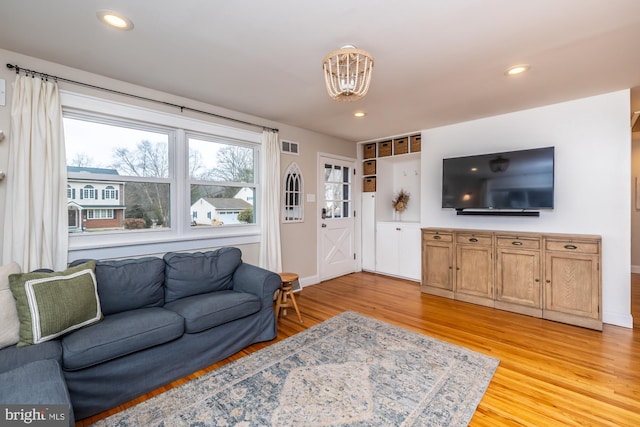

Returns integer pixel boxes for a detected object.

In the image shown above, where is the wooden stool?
[275,272,303,323]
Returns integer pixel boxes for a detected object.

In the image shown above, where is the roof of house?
[201,197,252,210]
[67,166,120,175]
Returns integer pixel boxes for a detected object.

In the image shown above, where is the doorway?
[318,155,356,281]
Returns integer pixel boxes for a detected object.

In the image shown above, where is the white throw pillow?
[0,262,22,349]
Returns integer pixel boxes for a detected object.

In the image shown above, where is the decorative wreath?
[392,189,410,213]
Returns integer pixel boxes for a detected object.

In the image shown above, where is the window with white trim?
[283,162,303,222]
[62,93,261,250]
[87,209,115,219]
[188,135,256,227]
[103,185,118,200]
[82,185,98,200]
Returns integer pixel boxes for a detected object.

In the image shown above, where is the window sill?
[68,228,260,262]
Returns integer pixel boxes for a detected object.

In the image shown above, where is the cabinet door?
[496,248,541,309]
[422,241,453,292]
[455,244,493,303]
[398,224,421,280]
[544,252,600,320]
[376,222,421,280]
[375,223,398,275]
[361,193,376,271]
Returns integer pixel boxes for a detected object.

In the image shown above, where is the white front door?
[319,156,356,281]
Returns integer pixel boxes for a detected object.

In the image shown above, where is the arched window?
[283,162,303,222]
[82,185,97,200]
[103,185,118,200]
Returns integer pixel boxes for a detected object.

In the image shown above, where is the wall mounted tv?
[442,147,554,215]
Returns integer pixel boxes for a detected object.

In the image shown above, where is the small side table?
[275,272,303,323]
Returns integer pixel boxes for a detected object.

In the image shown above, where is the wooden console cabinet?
[421,228,602,330]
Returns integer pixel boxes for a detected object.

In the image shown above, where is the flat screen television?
[442,147,554,211]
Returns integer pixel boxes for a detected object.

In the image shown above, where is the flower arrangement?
[392,189,410,213]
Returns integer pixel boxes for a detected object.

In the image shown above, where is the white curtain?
[2,75,68,271]
[259,129,282,272]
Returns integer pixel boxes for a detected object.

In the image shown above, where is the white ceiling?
[1,0,640,142]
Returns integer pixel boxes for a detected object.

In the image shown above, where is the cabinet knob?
[564,244,577,250]
[433,235,441,240]
[535,279,540,282]
[469,237,478,243]
[396,228,401,231]
[546,280,551,283]
[512,241,523,246]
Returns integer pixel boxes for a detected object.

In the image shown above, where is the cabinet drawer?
[423,232,453,242]
[545,240,599,254]
[456,233,492,245]
[496,236,540,250]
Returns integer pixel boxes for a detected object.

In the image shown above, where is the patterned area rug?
[92,311,499,426]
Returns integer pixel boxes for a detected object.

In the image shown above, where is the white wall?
[421,91,632,328]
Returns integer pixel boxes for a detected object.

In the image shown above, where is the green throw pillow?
[9,261,102,347]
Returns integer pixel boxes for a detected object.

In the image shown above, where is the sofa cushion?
[164,290,261,333]
[70,257,165,315]
[0,359,74,426]
[61,307,184,371]
[0,262,21,349]
[9,261,102,347]
[0,340,62,374]
[96,257,165,315]
[163,247,242,303]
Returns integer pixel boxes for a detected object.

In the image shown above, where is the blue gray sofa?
[0,247,281,422]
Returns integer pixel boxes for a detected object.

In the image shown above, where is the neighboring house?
[191,197,252,226]
[67,166,126,232]
[234,187,255,205]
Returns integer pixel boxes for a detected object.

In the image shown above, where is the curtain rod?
[6,63,278,133]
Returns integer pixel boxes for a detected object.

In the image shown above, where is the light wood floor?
[78,273,640,426]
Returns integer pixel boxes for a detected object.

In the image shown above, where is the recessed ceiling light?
[97,10,134,30]
[505,64,530,76]
[354,112,366,118]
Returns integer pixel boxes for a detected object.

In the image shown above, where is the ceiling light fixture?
[489,156,510,173]
[505,64,530,76]
[97,10,134,30]
[354,112,366,118]
[323,45,374,101]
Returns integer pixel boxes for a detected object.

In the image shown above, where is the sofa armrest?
[0,340,62,375]
[232,263,281,303]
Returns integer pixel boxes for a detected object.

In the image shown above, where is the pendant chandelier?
[322,45,374,101]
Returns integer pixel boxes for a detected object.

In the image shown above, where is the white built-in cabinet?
[359,133,421,281]
[361,193,376,271]
[375,221,421,280]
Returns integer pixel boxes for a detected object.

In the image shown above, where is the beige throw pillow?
[0,262,22,349]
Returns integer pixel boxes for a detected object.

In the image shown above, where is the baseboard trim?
[299,274,320,288]
[603,311,633,328]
